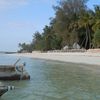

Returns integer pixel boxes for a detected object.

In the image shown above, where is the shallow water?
[0,54,100,100]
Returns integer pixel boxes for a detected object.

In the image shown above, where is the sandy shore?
[13,51,100,66]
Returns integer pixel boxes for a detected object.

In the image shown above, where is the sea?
[0,54,100,100]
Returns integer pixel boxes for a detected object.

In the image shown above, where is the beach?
[13,50,100,66]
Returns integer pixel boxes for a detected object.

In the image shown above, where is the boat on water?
[0,82,15,97]
[0,59,30,80]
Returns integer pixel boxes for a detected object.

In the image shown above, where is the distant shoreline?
[0,52,17,54]
[10,50,100,66]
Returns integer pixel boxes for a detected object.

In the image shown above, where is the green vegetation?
[18,0,100,52]
[93,29,100,47]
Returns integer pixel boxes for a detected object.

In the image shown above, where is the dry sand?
[13,51,100,66]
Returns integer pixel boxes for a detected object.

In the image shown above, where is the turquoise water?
[0,54,100,100]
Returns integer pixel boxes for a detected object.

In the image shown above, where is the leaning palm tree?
[78,11,93,49]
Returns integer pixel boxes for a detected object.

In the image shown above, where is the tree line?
[18,0,100,53]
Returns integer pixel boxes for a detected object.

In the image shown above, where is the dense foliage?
[18,0,100,52]
[93,29,100,47]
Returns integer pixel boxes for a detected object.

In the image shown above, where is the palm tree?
[78,11,93,49]
[92,6,100,32]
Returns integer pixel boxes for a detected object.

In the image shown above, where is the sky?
[0,0,100,52]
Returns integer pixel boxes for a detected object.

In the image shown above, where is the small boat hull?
[0,74,30,80]
[0,75,20,80]
[0,84,15,97]
[0,88,8,96]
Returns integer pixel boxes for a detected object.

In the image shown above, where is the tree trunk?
[87,25,91,49]
[85,27,88,49]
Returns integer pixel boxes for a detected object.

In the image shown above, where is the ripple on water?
[0,55,100,100]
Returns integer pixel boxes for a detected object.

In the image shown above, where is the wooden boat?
[0,59,30,80]
[0,82,15,96]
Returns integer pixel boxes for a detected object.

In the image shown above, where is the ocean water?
[0,54,100,100]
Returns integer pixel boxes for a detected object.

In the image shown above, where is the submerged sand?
[13,51,100,66]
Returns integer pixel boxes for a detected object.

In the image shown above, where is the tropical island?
[18,0,100,53]
[0,0,100,99]
[16,0,100,66]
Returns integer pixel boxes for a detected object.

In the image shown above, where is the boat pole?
[14,58,21,66]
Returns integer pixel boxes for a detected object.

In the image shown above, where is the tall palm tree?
[78,11,93,49]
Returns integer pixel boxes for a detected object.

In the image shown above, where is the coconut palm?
[78,11,93,49]
[92,5,100,32]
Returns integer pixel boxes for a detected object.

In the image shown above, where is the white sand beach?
[13,49,100,66]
